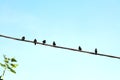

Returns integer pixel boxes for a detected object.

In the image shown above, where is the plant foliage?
[0,55,18,80]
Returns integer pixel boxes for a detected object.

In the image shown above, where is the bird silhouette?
[42,40,46,45]
[34,39,37,45]
[21,36,25,41]
[78,46,82,51]
[95,48,97,54]
[53,41,56,46]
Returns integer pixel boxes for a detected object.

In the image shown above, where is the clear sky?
[0,0,120,80]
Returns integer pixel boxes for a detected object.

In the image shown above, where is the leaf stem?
[2,65,7,77]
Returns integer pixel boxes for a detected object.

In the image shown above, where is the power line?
[0,34,120,60]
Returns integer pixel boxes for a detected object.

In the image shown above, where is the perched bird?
[53,41,56,46]
[34,39,37,45]
[21,36,25,41]
[78,46,82,51]
[42,40,46,45]
[95,48,97,54]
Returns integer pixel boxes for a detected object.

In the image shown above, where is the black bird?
[53,41,56,46]
[21,36,25,41]
[34,39,37,45]
[42,40,46,45]
[78,46,82,51]
[95,48,97,54]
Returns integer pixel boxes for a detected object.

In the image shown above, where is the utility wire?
[0,34,120,59]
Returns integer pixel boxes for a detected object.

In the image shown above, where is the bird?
[78,46,82,51]
[21,36,25,41]
[95,48,97,54]
[53,41,56,46]
[34,39,37,45]
[42,40,46,45]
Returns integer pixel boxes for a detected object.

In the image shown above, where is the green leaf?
[10,64,18,68]
[3,55,10,63]
[8,58,10,60]
[9,68,16,74]
[0,63,5,68]
[4,58,9,63]
[11,58,17,62]
[7,65,16,74]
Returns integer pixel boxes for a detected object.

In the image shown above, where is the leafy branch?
[0,55,18,80]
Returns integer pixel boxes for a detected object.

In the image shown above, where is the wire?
[0,34,120,60]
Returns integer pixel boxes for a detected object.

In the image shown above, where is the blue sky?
[0,0,120,80]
